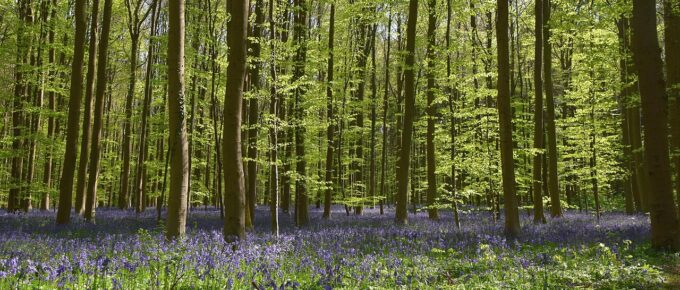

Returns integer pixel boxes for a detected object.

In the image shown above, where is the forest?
[0,0,680,287]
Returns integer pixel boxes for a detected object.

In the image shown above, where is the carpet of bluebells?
[1,206,678,289]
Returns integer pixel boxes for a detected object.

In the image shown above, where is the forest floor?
[0,205,678,289]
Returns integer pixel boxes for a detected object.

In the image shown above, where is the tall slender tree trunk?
[293,0,309,226]
[543,0,560,217]
[166,0,190,240]
[134,0,160,214]
[369,23,378,212]
[631,0,680,250]
[207,0,223,219]
[83,0,112,222]
[268,0,280,235]
[532,0,546,224]
[9,0,30,213]
[396,0,417,225]
[446,0,460,228]
[322,3,335,219]
[497,0,521,238]
[23,3,42,212]
[41,0,58,211]
[223,0,248,241]
[617,17,637,214]
[379,11,392,216]
[120,36,139,209]
[75,0,100,215]
[664,0,680,213]
[246,0,265,229]
[56,0,87,224]
[425,0,438,220]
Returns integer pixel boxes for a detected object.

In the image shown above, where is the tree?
[166,0,190,240]
[497,0,521,238]
[133,0,160,214]
[75,0,100,215]
[268,0,280,235]
[396,0,418,225]
[223,0,248,242]
[292,0,309,226]
[543,0,561,218]
[617,17,637,214]
[631,0,680,250]
[532,0,546,224]
[84,0,113,222]
[120,0,153,210]
[40,0,59,211]
[665,0,680,213]
[322,2,336,220]
[9,0,31,213]
[56,0,88,224]
[247,0,265,229]
[425,0,438,220]
[379,10,392,216]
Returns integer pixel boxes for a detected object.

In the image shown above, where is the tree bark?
[41,0,58,211]
[664,0,680,214]
[446,0,460,228]
[75,0,100,215]
[56,0,88,224]
[83,0,113,222]
[631,0,680,250]
[617,17,637,214]
[543,0,561,217]
[246,0,265,229]
[532,0,545,224]
[268,0,279,235]
[497,0,521,238]
[166,0,190,240]
[293,0,309,226]
[425,0,438,220]
[322,3,336,219]
[223,0,248,241]
[369,23,378,212]
[9,0,30,213]
[133,0,160,214]
[396,0,417,225]
[379,11,392,216]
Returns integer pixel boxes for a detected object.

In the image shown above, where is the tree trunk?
[56,0,87,224]
[396,0,417,225]
[9,0,30,213]
[223,0,248,241]
[293,0,309,226]
[617,17,636,214]
[631,0,680,250]
[41,0,58,211]
[133,0,160,214]
[379,11,392,216]
[120,35,139,210]
[166,0,190,240]
[247,0,265,229]
[369,23,378,212]
[75,0,100,215]
[497,0,521,238]
[664,0,680,214]
[268,0,279,235]
[322,3,335,219]
[532,0,545,224]
[543,0,561,217]
[425,0,438,220]
[83,0,112,222]
[445,0,460,228]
